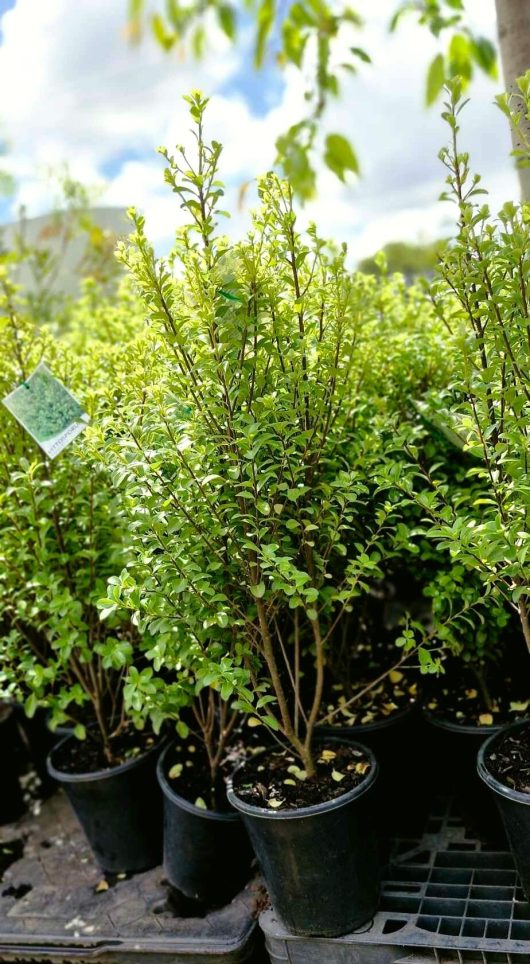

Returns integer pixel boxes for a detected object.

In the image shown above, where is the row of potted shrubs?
[2,81,530,938]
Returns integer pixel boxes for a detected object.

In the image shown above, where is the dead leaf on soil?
[479,713,494,726]
[287,765,307,781]
[319,749,337,763]
[354,762,370,775]
[510,700,530,712]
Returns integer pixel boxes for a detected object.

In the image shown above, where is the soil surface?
[163,726,269,812]
[321,671,417,728]
[424,669,529,728]
[52,727,157,774]
[232,742,372,810]
[487,723,530,794]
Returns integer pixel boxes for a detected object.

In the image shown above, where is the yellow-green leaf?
[426,53,445,106]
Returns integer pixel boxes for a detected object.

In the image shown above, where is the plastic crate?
[261,797,530,963]
[0,790,262,963]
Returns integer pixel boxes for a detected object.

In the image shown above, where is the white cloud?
[0,0,521,263]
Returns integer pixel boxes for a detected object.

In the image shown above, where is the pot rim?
[477,716,530,806]
[157,742,240,822]
[423,703,503,737]
[227,735,378,820]
[47,731,162,784]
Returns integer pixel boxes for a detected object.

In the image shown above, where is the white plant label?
[2,361,89,459]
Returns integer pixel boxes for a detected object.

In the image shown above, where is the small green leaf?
[324,134,359,182]
[25,693,38,718]
[254,0,275,67]
[426,54,445,106]
[151,13,176,51]
[217,4,236,40]
[250,582,266,598]
[349,46,371,64]
[470,36,497,79]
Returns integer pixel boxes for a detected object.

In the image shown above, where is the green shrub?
[380,80,530,682]
[0,265,148,762]
[93,93,447,784]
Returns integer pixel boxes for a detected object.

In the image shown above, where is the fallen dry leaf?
[354,762,370,775]
[479,713,494,726]
[319,749,337,763]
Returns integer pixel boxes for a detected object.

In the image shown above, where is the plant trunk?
[495,0,530,200]
[518,598,530,656]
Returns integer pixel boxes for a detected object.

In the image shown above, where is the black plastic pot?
[157,743,253,905]
[0,705,24,824]
[227,738,380,938]
[424,706,504,841]
[478,718,530,898]
[318,699,423,835]
[318,699,416,757]
[47,734,163,874]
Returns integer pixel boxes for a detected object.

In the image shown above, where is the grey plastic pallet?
[0,790,262,963]
[261,797,530,963]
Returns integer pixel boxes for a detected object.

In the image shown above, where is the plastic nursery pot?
[47,733,163,874]
[0,704,25,824]
[318,699,429,841]
[157,744,254,906]
[478,718,530,899]
[423,705,504,841]
[227,737,380,938]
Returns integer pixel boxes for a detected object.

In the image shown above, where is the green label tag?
[2,361,89,459]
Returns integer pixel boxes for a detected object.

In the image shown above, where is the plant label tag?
[2,361,89,459]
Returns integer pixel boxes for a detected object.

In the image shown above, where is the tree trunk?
[495,0,530,200]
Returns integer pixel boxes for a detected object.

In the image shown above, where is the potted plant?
[386,78,530,888]
[94,91,446,935]
[0,268,162,874]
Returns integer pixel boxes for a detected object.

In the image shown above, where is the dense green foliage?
[379,81,530,682]
[89,93,459,784]
[3,77,529,795]
[0,267,147,761]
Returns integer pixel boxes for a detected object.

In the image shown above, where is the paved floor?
[0,791,265,962]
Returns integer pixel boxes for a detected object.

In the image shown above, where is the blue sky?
[0,0,15,28]
[0,0,519,262]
